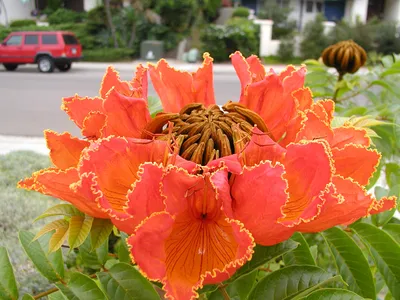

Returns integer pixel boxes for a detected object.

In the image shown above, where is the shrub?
[300,14,329,59]
[47,8,86,25]
[201,18,259,61]
[231,6,250,18]
[0,26,12,41]
[83,48,134,62]
[154,0,197,33]
[201,0,222,22]
[374,21,400,55]
[86,5,107,34]
[257,1,297,39]
[9,19,36,28]
[278,38,295,62]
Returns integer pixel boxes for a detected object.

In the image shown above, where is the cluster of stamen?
[142,102,269,165]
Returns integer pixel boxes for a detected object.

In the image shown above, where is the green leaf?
[22,295,35,300]
[19,231,64,282]
[208,270,257,300]
[148,95,163,117]
[78,236,109,269]
[0,247,18,300]
[383,223,400,244]
[97,262,159,300]
[68,215,93,249]
[283,232,316,266]
[48,291,67,300]
[322,227,375,298]
[33,219,69,241]
[248,265,343,300]
[49,223,69,253]
[229,239,298,282]
[35,204,84,221]
[57,273,107,300]
[372,80,400,96]
[299,288,364,300]
[117,232,131,263]
[385,163,400,189]
[351,222,400,299]
[371,185,397,227]
[90,218,113,250]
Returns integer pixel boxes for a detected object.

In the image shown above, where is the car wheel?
[37,56,54,73]
[3,64,18,71]
[56,63,71,72]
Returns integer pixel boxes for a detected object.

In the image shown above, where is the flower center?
[142,102,269,165]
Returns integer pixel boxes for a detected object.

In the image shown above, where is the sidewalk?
[0,135,48,155]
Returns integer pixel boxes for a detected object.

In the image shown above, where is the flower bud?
[322,40,367,75]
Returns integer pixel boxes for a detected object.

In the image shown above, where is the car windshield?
[62,34,78,45]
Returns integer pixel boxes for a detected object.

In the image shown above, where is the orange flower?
[19,51,397,300]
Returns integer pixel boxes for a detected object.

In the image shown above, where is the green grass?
[262,55,304,65]
[0,151,57,295]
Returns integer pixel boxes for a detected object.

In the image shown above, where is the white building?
[0,0,101,25]
[242,0,400,30]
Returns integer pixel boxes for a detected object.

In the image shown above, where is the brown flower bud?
[322,40,367,75]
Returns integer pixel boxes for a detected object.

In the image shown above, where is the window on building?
[25,35,39,45]
[316,2,323,13]
[41,34,58,45]
[306,0,313,12]
[5,35,22,46]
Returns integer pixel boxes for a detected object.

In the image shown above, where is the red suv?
[0,31,82,73]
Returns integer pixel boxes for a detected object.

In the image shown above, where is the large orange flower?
[19,52,396,300]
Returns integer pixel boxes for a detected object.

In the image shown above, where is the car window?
[25,35,39,45]
[62,34,78,45]
[41,34,58,45]
[6,35,22,46]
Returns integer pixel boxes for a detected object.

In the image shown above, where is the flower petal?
[45,130,89,169]
[124,163,166,231]
[230,51,252,92]
[241,127,286,167]
[102,88,151,138]
[230,161,294,246]
[281,66,306,92]
[292,87,313,111]
[79,137,168,214]
[18,168,106,218]
[280,141,334,223]
[246,55,266,82]
[295,110,334,143]
[81,111,107,139]
[330,126,370,148]
[149,53,215,113]
[331,144,380,185]
[296,177,396,232]
[61,95,104,128]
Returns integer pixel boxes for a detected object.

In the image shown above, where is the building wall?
[344,0,368,23]
[84,0,100,11]
[384,0,400,22]
[0,0,35,26]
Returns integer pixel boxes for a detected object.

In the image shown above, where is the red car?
[0,31,82,73]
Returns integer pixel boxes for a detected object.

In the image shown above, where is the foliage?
[374,21,400,55]
[231,6,250,18]
[300,14,330,59]
[257,0,297,39]
[9,19,36,28]
[83,48,134,62]
[153,0,197,33]
[278,37,295,62]
[201,0,222,23]
[201,18,259,61]
[47,8,87,25]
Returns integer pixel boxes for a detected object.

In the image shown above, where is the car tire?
[37,56,54,73]
[3,64,18,71]
[56,62,71,72]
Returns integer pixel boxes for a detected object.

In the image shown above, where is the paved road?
[0,64,246,137]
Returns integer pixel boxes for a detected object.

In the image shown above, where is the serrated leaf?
[33,219,69,241]
[79,236,109,269]
[56,273,107,300]
[351,222,400,299]
[322,227,375,298]
[208,270,257,300]
[90,218,113,250]
[49,223,69,253]
[248,265,343,300]
[229,239,298,282]
[0,247,18,300]
[148,95,163,117]
[35,204,84,221]
[383,223,400,243]
[18,231,64,282]
[299,288,364,299]
[283,232,316,266]
[68,215,93,249]
[97,262,159,300]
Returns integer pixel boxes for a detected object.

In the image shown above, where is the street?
[0,64,245,137]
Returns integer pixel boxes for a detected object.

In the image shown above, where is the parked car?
[0,31,82,73]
